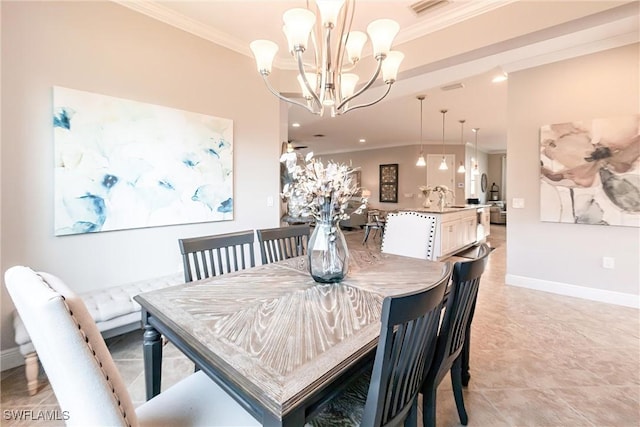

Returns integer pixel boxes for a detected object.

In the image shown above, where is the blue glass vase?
[308,203,349,283]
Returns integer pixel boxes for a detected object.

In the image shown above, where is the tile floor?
[1,225,639,426]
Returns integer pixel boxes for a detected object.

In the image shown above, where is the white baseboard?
[505,274,640,309]
[1,347,24,371]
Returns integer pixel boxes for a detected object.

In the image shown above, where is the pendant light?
[457,119,466,173]
[438,109,448,170]
[472,127,480,176]
[416,95,426,167]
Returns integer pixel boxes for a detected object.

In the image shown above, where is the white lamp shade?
[283,8,316,50]
[381,51,404,82]
[416,155,426,167]
[438,157,448,170]
[367,19,399,56]
[249,40,279,73]
[457,163,466,173]
[344,31,367,63]
[297,73,318,99]
[340,73,359,98]
[316,0,345,26]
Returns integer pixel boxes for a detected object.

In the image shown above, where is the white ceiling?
[117,1,639,154]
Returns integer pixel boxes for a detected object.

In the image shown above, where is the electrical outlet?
[602,257,615,269]
[267,196,274,207]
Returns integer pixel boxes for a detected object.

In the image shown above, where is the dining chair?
[307,262,453,427]
[256,224,310,264]
[381,212,438,259]
[362,213,385,244]
[421,243,491,427]
[179,230,255,282]
[4,266,260,427]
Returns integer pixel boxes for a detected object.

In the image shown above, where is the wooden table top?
[135,249,446,420]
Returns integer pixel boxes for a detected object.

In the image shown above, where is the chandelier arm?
[323,26,334,104]
[334,0,353,95]
[336,56,383,111]
[339,83,391,114]
[295,49,323,110]
[260,74,318,114]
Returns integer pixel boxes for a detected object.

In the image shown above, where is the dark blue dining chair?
[256,224,310,264]
[179,230,256,282]
[307,262,453,427]
[421,243,491,427]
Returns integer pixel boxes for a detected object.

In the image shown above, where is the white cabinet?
[434,209,478,259]
[399,206,490,260]
[477,207,490,241]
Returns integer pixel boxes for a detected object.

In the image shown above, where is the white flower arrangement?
[419,184,453,199]
[419,184,454,209]
[280,151,367,223]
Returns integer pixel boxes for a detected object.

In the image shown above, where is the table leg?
[142,314,163,400]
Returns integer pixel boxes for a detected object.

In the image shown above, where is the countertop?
[400,204,491,214]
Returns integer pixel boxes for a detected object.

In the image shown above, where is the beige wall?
[506,43,640,301]
[0,2,282,354]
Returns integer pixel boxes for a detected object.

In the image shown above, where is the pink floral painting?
[540,115,640,227]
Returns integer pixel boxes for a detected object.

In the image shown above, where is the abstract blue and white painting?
[53,86,233,236]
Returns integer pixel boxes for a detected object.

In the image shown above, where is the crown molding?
[114,0,516,70]
[112,0,254,57]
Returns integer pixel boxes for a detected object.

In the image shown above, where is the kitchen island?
[399,205,490,260]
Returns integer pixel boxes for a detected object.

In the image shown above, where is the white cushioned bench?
[13,271,184,395]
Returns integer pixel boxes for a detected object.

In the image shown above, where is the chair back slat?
[179,230,256,282]
[256,225,310,264]
[361,262,453,427]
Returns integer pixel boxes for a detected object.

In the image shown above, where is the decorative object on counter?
[416,95,427,167]
[249,0,404,117]
[419,186,433,208]
[419,185,454,211]
[379,163,399,203]
[281,151,366,283]
[540,115,640,227]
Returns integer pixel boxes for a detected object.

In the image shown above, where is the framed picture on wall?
[379,163,398,203]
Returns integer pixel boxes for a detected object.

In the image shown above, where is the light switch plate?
[512,198,525,209]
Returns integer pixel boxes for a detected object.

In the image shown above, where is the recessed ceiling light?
[291,122,301,128]
[359,138,366,143]
[492,71,508,83]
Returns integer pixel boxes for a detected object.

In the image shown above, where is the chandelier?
[249,0,404,117]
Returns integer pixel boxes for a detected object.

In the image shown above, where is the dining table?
[134,248,447,427]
